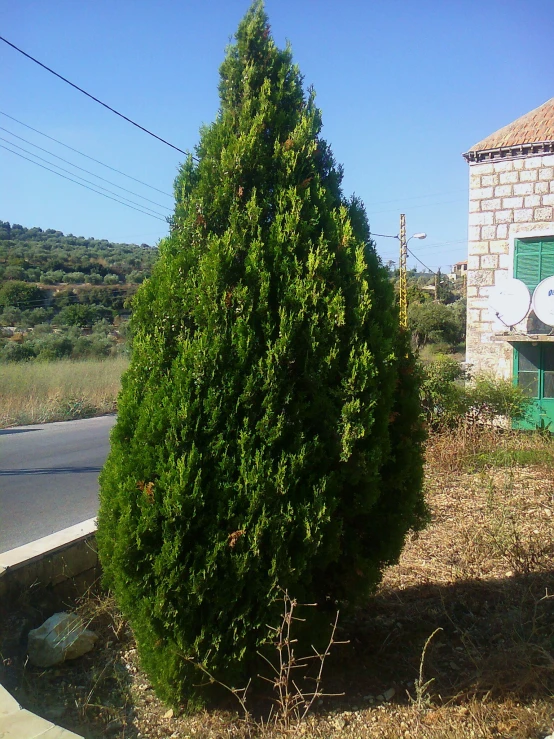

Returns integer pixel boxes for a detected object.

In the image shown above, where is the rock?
[164,708,174,719]
[383,687,395,701]
[27,612,98,667]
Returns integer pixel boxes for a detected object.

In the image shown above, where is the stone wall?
[466,153,554,377]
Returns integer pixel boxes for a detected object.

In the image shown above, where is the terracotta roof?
[463,98,554,162]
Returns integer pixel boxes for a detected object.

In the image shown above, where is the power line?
[2,287,139,309]
[0,111,173,197]
[0,144,168,222]
[0,137,170,218]
[0,126,171,210]
[0,35,190,157]
[406,248,438,275]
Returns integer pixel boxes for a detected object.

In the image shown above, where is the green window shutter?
[514,239,541,291]
[539,240,554,282]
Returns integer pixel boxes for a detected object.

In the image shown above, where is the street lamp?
[370,219,427,328]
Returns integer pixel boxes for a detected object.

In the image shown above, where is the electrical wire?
[0,111,173,197]
[2,287,138,309]
[406,248,438,274]
[0,35,190,157]
[0,144,168,222]
[0,126,171,210]
[0,137,170,218]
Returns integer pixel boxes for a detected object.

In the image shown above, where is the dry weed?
[0,357,127,427]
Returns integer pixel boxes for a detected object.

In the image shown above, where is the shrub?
[421,356,531,429]
[103,273,120,285]
[0,281,45,311]
[97,1,426,708]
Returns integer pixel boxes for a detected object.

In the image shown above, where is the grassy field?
[1,425,553,738]
[0,357,128,428]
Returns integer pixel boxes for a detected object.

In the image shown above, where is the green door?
[513,343,554,430]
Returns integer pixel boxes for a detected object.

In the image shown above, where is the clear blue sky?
[1,0,552,271]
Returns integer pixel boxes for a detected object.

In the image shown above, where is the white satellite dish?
[532,276,554,327]
[488,278,531,327]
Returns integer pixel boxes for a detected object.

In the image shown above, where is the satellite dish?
[488,278,531,327]
[532,276,554,327]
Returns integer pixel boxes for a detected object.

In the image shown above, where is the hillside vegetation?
[0,221,159,361]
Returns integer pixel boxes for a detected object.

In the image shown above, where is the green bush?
[97,2,426,708]
[0,281,45,311]
[421,356,531,429]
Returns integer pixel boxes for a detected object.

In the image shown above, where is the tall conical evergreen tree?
[97,1,425,706]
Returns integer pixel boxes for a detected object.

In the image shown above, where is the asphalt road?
[0,415,116,553]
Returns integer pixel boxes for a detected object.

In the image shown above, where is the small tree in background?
[97,1,425,707]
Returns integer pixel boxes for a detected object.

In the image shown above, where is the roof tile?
[468,98,554,152]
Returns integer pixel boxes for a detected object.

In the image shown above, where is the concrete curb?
[0,684,83,738]
[0,519,98,600]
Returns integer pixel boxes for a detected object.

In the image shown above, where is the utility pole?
[398,214,408,328]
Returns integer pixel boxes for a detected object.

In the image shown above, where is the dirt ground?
[1,428,553,738]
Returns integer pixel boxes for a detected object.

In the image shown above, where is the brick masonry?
[466,154,554,377]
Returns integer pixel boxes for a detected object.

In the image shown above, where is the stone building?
[463,97,554,427]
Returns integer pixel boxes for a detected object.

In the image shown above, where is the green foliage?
[0,281,45,311]
[467,374,531,424]
[421,356,531,429]
[408,300,465,350]
[97,2,425,708]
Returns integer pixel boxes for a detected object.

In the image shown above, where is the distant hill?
[0,221,158,286]
[0,222,159,362]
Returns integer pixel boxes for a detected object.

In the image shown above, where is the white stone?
[524,156,543,169]
[469,199,480,212]
[514,208,533,223]
[27,612,98,668]
[481,225,496,239]
[469,240,489,255]
[499,171,519,184]
[542,154,554,167]
[513,182,534,196]
[467,255,480,269]
[542,193,554,206]
[520,169,538,182]
[535,181,549,194]
[493,160,514,173]
[383,688,396,701]
[495,184,512,197]
[502,196,523,209]
[471,162,494,175]
[468,225,481,241]
[481,254,498,269]
[539,167,554,181]
[534,207,553,221]
[496,224,508,239]
[524,195,541,207]
[481,198,501,211]
[495,210,513,223]
[481,174,499,186]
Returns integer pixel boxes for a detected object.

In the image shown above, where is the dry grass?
[1,426,553,738]
[0,357,128,428]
